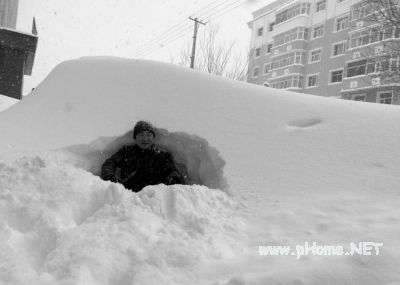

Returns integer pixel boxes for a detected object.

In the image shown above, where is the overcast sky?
[15,0,271,94]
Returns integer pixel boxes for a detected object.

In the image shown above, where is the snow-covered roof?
[0,26,38,37]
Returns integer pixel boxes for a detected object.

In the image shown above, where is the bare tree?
[351,0,400,82]
[173,24,248,81]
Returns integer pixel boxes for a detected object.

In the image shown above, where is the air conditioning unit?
[272,72,277,78]
[356,21,364,28]
[371,78,381,85]
[284,69,289,75]
[274,49,279,55]
[287,45,292,51]
[353,51,361,59]
[375,45,383,54]
[350,81,358,88]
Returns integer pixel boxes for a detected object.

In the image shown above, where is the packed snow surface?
[0,57,399,284]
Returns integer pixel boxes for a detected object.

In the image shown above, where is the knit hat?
[133,121,155,138]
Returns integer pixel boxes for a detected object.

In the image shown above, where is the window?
[273,27,308,47]
[368,55,393,74]
[271,51,305,70]
[257,27,264,36]
[390,57,399,71]
[347,55,399,77]
[255,48,261,57]
[370,26,383,43]
[310,49,322,63]
[267,44,273,53]
[378,91,393,104]
[313,24,324,38]
[316,0,326,12]
[335,16,349,32]
[353,94,366,101]
[270,75,303,89]
[307,74,319,87]
[383,26,394,40]
[350,29,369,48]
[253,67,259,77]
[330,69,343,83]
[347,60,366,77]
[350,26,396,48]
[351,2,372,21]
[269,22,275,31]
[264,63,271,74]
[298,27,308,41]
[367,61,376,73]
[332,42,346,56]
[377,56,390,72]
[275,3,311,25]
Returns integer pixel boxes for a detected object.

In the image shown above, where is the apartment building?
[247,0,400,105]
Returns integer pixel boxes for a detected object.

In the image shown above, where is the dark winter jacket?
[101,144,184,192]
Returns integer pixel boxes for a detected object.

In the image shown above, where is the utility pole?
[189,17,206,69]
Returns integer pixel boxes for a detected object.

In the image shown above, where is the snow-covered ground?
[0,57,399,285]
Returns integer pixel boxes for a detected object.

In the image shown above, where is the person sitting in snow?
[101,121,185,192]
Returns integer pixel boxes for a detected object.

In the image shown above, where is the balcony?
[272,27,308,48]
[268,74,304,90]
[268,65,305,81]
[273,2,311,35]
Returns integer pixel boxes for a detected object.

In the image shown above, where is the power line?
[134,22,194,56]
[134,0,246,57]
[133,22,190,56]
[135,24,194,58]
[132,0,237,56]
[201,0,248,21]
[135,0,250,58]
[136,26,192,58]
[189,0,224,18]
[133,0,231,56]
[192,0,239,18]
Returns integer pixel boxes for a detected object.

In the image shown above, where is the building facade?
[247,0,400,105]
[0,0,18,28]
[0,0,38,99]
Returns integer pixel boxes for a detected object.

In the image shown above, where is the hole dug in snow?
[287,117,323,129]
[61,127,229,191]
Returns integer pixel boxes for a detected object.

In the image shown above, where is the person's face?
[135,131,155,149]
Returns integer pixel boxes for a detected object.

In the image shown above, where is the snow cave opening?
[62,127,228,191]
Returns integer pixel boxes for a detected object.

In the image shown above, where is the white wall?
[16,0,34,33]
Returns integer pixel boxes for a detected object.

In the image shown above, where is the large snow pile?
[0,155,246,285]
[0,57,399,284]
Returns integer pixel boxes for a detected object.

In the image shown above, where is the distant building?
[0,0,38,99]
[0,0,18,28]
[247,0,400,105]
